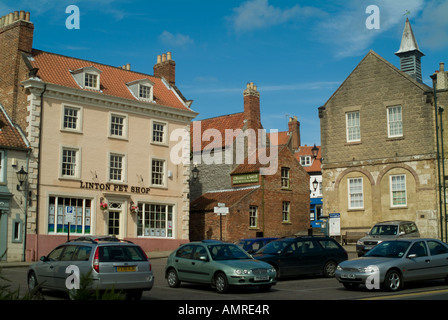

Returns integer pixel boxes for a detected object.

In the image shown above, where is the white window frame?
[348,178,364,209]
[108,152,127,183]
[60,146,81,179]
[70,66,102,91]
[61,105,83,133]
[108,112,128,140]
[390,174,407,207]
[282,201,290,223]
[281,167,290,189]
[387,105,403,138]
[300,156,311,166]
[137,203,174,238]
[346,111,361,142]
[249,206,258,228]
[0,150,5,183]
[150,158,166,188]
[151,120,168,146]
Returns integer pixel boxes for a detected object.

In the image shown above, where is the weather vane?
[403,10,411,16]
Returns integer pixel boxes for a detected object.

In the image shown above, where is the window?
[63,106,81,131]
[0,151,5,183]
[387,106,403,138]
[139,85,152,99]
[109,113,127,139]
[346,111,360,142]
[282,201,290,222]
[84,73,98,89]
[47,196,92,234]
[12,219,22,242]
[152,121,167,144]
[61,147,80,178]
[249,206,258,228]
[109,154,125,182]
[137,203,174,238]
[300,156,311,166]
[348,178,363,209]
[281,167,290,189]
[391,174,406,207]
[151,159,165,186]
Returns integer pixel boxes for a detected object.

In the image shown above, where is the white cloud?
[159,30,194,47]
[228,0,324,32]
[316,0,425,58]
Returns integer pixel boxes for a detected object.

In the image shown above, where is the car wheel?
[323,261,337,278]
[27,271,41,294]
[167,268,181,288]
[214,272,229,294]
[383,270,402,292]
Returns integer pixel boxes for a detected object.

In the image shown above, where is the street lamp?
[312,178,319,192]
[16,166,28,191]
[311,144,319,159]
[192,166,199,181]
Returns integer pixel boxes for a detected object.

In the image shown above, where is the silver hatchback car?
[27,236,154,299]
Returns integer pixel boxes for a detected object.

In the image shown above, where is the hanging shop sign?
[79,181,150,194]
[232,173,259,185]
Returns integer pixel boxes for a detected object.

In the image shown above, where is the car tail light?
[93,247,100,273]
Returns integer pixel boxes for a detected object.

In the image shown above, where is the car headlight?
[358,266,378,273]
[357,240,363,245]
[235,269,251,275]
[336,265,343,271]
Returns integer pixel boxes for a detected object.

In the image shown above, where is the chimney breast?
[153,52,176,86]
[243,82,261,130]
[288,116,300,151]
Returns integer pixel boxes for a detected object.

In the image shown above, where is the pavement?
[0,245,357,268]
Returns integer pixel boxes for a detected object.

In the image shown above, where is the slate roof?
[28,49,191,111]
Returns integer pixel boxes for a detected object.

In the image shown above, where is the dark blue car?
[237,238,278,254]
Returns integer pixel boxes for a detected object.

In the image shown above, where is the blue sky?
[2,0,448,146]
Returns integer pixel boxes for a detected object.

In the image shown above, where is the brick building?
[0,11,197,260]
[318,18,442,238]
[190,83,310,241]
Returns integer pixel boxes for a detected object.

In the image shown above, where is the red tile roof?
[268,131,290,146]
[191,112,246,152]
[190,186,259,211]
[0,105,29,149]
[29,49,190,111]
[295,145,321,173]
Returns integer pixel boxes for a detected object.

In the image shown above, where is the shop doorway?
[107,201,124,239]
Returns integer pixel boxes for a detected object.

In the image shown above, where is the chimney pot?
[441,62,445,72]
[157,55,162,64]
[162,53,166,62]
[25,12,30,21]
[167,52,172,60]
[19,11,25,20]
[13,11,19,21]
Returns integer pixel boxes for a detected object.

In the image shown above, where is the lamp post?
[16,166,29,262]
[16,166,28,191]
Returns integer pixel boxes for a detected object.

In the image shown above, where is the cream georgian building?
[0,11,197,260]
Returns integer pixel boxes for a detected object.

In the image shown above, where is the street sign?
[214,206,229,215]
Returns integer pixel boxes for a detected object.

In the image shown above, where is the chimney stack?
[0,10,33,53]
[288,116,300,150]
[243,82,261,130]
[153,51,176,86]
[435,62,448,90]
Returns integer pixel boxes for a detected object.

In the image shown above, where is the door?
[405,241,432,281]
[300,240,324,274]
[188,246,214,283]
[0,211,6,261]
[107,201,124,239]
[426,240,448,279]
[173,244,196,281]
[52,245,78,289]
[278,242,302,277]
[35,245,65,288]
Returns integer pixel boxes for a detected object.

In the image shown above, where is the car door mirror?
[199,255,209,262]
[40,256,49,262]
[407,253,417,259]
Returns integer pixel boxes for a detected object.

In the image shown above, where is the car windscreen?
[98,245,147,262]
[208,244,251,260]
[364,240,411,258]
[369,225,398,236]
[255,240,290,255]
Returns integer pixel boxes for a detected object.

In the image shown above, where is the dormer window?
[126,79,154,102]
[70,66,102,91]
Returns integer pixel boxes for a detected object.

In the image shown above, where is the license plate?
[115,266,136,272]
[341,273,355,279]
[254,276,269,281]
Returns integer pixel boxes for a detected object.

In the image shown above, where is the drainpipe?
[432,75,443,241]
[22,148,31,262]
[33,83,46,260]
[440,106,447,241]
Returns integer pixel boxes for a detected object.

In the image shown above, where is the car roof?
[66,235,135,245]
[374,220,415,225]
[239,237,277,241]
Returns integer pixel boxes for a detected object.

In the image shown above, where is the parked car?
[165,240,277,293]
[356,221,420,256]
[253,236,348,279]
[27,236,154,300]
[336,238,448,291]
[236,237,278,254]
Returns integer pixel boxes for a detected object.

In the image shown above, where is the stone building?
[189,83,310,241]
[0,10,197,260]
[318,18,441,238]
